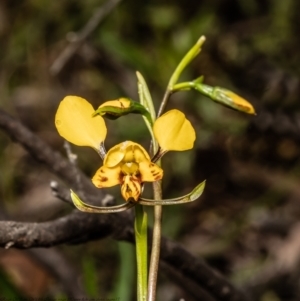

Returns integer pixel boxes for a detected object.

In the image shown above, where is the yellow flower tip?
[99,98,131,109]
[225,91,256,115]
[55,96,107,149]
[197,35,206,45]
[153,109,196,151]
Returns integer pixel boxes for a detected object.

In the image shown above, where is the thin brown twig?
[50,0,123,76]
[50,181,73,205]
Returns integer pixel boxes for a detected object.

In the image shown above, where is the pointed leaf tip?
[190,180,206,201]
[138,180,206,205]
[70,190,135,213]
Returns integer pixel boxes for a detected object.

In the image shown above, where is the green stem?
[168,36,206,89]
[135,204,148,301]
[172,81,196,92]
[147,89,169,301]
[157,89,172,118]
[148,113,163,301]
[148,71,172,301]
[147,37,206,301]
[158,37,205,117]
[147,181,162,301]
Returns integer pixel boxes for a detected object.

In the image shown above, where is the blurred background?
[1,0,300,300]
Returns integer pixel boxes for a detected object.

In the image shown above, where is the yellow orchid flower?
[55,96,196,202]
[92,141,163,201]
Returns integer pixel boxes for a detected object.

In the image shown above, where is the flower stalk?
[147,36,207,300]
[134,204,148,301]
[147,180,162,301]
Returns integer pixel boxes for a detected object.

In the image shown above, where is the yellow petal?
[99,98,131,109]
[55,96,107,149]
[92,165,122,188]
[104,141,150,167]
[123,142,150,163]
[139,161,163,182]
[153,109,196,151]
[104,143,127,167]
[121,175,142,202]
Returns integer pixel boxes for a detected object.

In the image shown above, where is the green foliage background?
[0,0,300,300]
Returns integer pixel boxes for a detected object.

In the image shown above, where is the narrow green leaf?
[136,71,157,145]
[168,36,206,88]
[136,71,156,121]
[139,180,206,205]
[70,190,135,213]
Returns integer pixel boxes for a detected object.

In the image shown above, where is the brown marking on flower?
[119,99,125,108]
[99,176,108,182]
[151,171,160,177]
[130,177,138,191]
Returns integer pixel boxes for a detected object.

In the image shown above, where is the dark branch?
[0,212,250,301]
[0,108,106,205]
[0,211,120,249]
